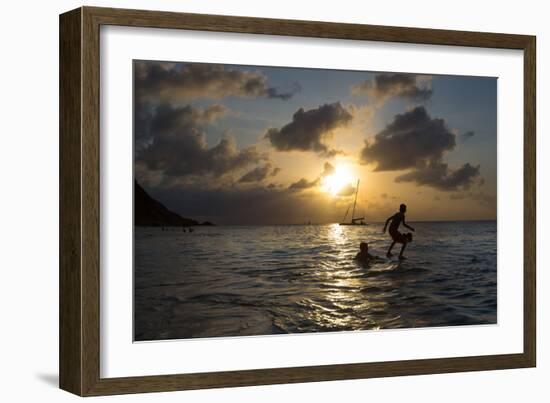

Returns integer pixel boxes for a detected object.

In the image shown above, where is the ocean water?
[134,221,497,341]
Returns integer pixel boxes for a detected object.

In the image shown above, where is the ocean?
[134,221,497,341]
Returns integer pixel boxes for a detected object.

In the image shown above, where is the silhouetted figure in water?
[355,242,378,265]
[383,204,415,259]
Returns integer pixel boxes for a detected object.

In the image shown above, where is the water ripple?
[135,221,497,341]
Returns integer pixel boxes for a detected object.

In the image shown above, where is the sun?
[321,165,354,196]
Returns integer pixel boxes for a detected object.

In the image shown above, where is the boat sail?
[339,179,366,225]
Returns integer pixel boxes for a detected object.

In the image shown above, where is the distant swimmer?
[354,242,379,265]
[383,203,415,260]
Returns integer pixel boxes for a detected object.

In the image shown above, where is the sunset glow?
[134,60,497,224]
[321,165,355,196]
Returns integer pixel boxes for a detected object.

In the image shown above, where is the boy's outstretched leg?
[399,242,408,260]
[386,241,395,258]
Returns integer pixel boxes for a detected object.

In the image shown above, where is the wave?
[134,222,497,341]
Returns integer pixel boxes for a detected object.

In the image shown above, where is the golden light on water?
[304,224,383,330]
[327,222,345,244]
[321,165,354,196]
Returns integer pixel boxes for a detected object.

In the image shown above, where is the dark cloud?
[287,162,355,197]
[321,162,335,177]
[288,162,334,191]
[136,103,266,180]
[460,130,476,142]
[135,101,226,152]
[265,103,353,156]
[135,101,155,153]
[238,163,280,183]
[135,61,299,102]
[361,106,455,171]
[395,161,481,191]
[352,73,432,103]
[361,107,482,191]
[289,177,319,190]
[150,103,226,135]
[266,82,302,101]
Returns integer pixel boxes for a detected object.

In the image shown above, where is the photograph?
[133,59,497,342]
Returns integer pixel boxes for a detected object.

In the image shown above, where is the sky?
[134,60,497,225]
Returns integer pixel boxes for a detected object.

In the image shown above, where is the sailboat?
[339,179,366,226]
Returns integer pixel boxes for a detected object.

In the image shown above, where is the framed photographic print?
[59,6,536,396]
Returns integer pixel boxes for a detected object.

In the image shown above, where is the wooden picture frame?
[59,6,536,396]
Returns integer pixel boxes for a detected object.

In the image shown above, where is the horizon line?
[138,219,497,227]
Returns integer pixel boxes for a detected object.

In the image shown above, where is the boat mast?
[351,179,359,223]
[342,205,350,223]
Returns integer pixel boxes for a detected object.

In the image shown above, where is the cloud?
[135,102,227,151]
[449,191,496,207]
[288,161,335,191]
[135,101,155,153]
[136,103,266,180]
[265,103,353,156]
[266,82,302,101]
[460,130,475,142]
[287,161,356,197]
[150,103,226,134]
[150,183,349,225]
[395,161,481,191]
[361,106,482,191]
[135,61,299,102]
[321,162,335,177]
[361,106,455,171]
[238,163,280,183]
[352,73,432,104]
[289,177,319,190]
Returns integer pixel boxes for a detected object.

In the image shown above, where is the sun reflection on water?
[327,223,346,246]
[297,224,386,331]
